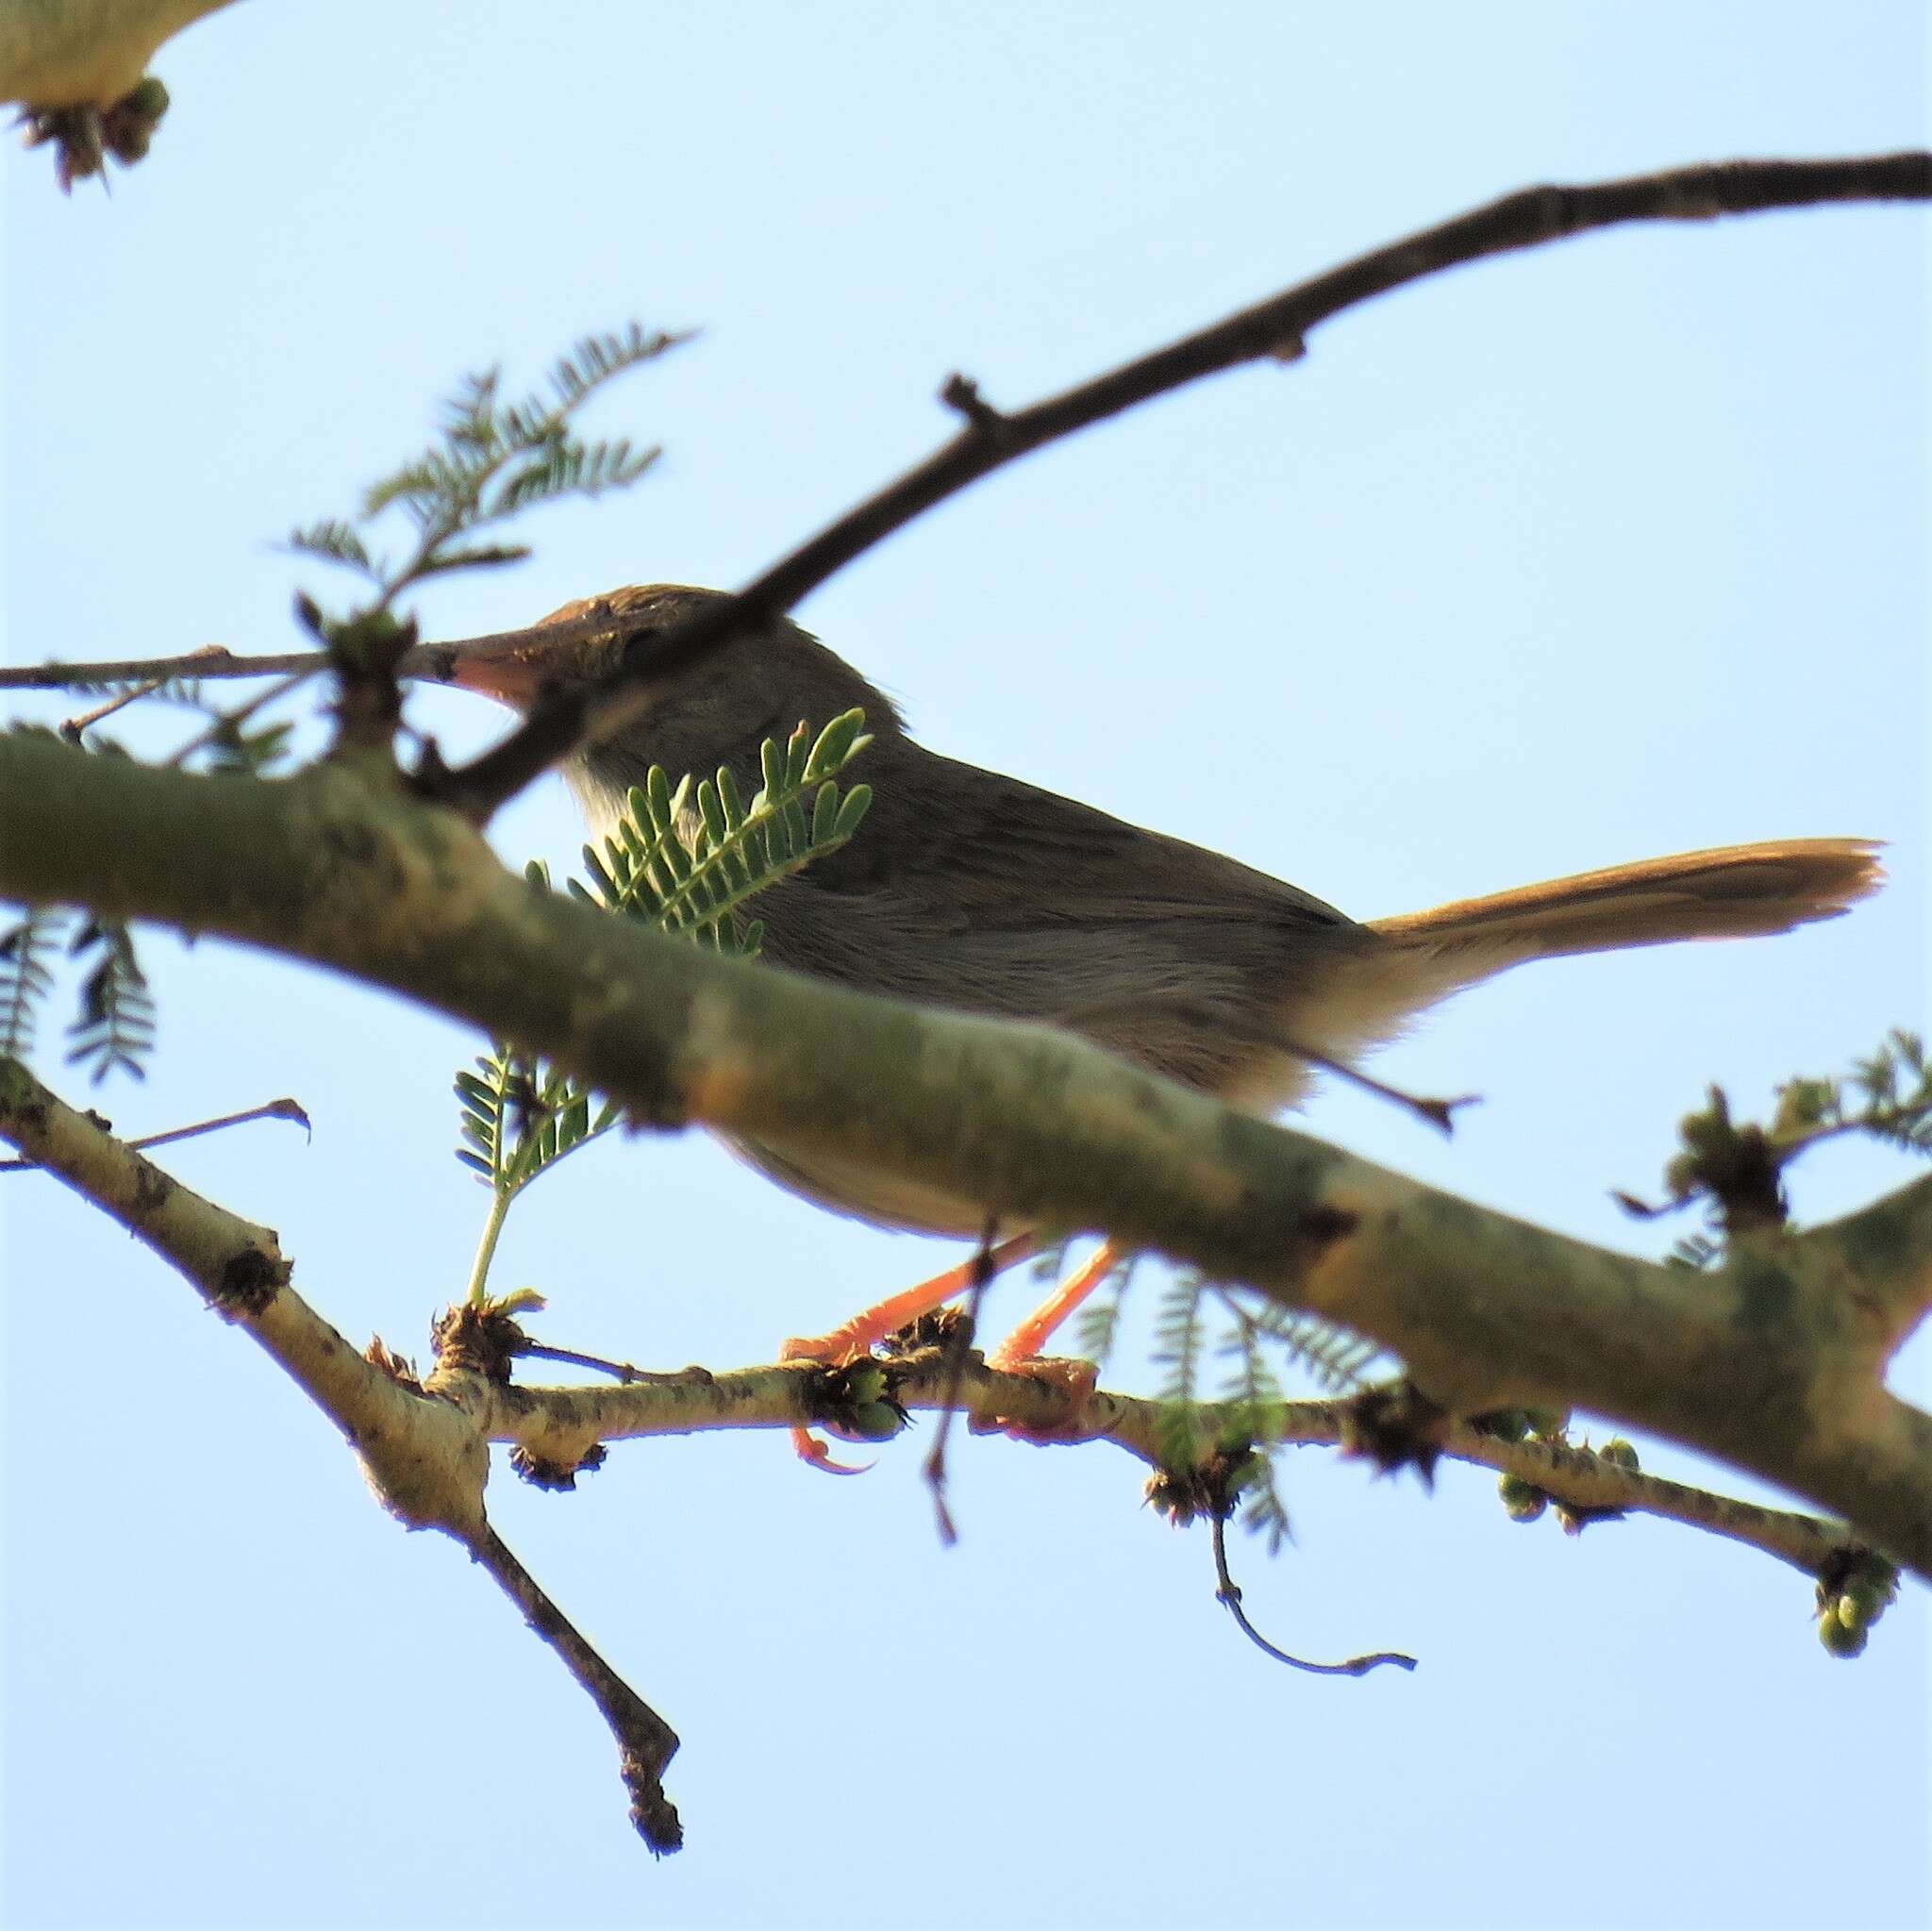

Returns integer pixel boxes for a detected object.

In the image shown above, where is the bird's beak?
[443,646,546,711]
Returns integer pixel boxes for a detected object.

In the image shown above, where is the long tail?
[1368,839,1884,961]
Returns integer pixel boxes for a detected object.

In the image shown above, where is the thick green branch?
[0,1040,1855,1581]
[1807,1171,1932,1359]
[1,733,1926,1574]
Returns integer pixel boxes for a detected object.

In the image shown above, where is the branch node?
[1298,1204,1359,1246]
[212,1243,290,1318]
[1338,1381,1447,1488]
[510,1440,608,1490]
[939,372,1007,431]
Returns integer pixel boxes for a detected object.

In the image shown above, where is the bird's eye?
[618,625,663,671]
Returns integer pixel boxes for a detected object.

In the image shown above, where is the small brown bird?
[447,583,1882,1458]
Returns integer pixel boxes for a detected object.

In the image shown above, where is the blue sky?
[3,6,1926,1927]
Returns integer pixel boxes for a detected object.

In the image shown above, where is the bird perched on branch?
[445,583,1883,1463]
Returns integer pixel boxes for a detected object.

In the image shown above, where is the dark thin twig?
[0,1096,310,1172]
[1210,1513,1416,1677]
[465,1524,683,1854]
[924,1215,1004,1547]
[1,648,319,691]
[421,150,1930,819]
[9,148,1924,718]
[164,666,323,769]
[58,641,240,740]
[515,1340,712,1386]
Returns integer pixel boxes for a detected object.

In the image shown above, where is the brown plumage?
[447,582,1883,1239]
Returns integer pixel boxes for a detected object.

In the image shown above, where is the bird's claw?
[791,1423,875,1475]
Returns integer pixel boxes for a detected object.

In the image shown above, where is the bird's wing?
[806,745,1355,937]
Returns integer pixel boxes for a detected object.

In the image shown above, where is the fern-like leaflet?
[0,907,69,1060]
[1621,1028,1932,1244]
[1141,1271,1389,1552]
[289,325,686,612]
[65,917,155,1083]
[453,709,873,1301]
[572,709,873,950]
[1774,1028,1932,1159]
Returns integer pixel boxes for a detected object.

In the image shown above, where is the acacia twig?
[464,1525,682,1854]
[5,152,1924,752]
[431,149,1931,818]
[0,1057,683,1849]
[0,1093,309,1171]
[2,727,1926,1573]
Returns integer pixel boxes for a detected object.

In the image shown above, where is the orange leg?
[782,1232,1041,1470]
[979,1240,1120,1436]
[986,1239,1121,1370]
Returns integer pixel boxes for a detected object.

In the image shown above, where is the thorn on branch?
[0,1094,311,1171]
[1553,1494,1628,1536]
[364,1336,425,1393]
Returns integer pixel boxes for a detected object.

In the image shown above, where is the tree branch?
[0,1039,1867,1623]
[433,149,1931,818]
[0,1052,684,1853]
[3,151,1924,733]
[2,731,1924,1573]
[441,1347,1865,1579]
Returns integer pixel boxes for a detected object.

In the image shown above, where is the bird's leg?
[985,1239,1120,1368]
[978,1240,1122,1439]
[780,1232,1042,1365]
[782,1232,1041,1469]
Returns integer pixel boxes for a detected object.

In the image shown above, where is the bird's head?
[434,581,901,817]
[441,581,724,711]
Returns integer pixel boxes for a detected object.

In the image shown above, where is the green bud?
[1497,1473,1546,1523]
[1838,1574,1891,1632]
[125,77,171,120]
[1817,1611,1868,1659]
[1664,1153,1701,1197]
[842,1360,887,1407]
[1836,1582,1891,1634]
[1597,1438,1641,1472]
[844,1400,908,1442]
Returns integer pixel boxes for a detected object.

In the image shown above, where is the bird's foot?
[978,1348,1101,1442]
[776,1234,1041,1473]
[782,1342,921,1473]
